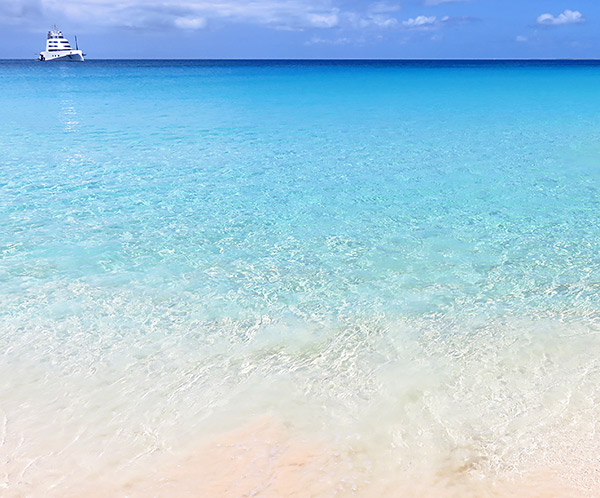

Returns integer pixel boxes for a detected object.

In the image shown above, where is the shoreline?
[5,414,593,497]
[3,315,600,496]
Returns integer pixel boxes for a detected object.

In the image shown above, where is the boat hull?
[39,50,84,62]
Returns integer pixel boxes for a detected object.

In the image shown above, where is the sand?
[32,415,591,498]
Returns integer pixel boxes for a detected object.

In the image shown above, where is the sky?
[0,0,598,59]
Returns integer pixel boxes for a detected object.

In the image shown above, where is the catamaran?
[38,26,85,61]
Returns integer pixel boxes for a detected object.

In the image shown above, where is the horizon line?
[3,57,600,61]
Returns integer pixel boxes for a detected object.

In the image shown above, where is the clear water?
[2,60,600,495]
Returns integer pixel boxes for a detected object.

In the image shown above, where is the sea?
[1,60,600,496]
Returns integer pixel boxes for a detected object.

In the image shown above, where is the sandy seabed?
[16,415,591,498]
[4,317,600,497]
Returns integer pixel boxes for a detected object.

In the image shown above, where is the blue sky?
[1,0,597,58]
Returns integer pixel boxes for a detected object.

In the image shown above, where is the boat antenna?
[75,35,79,50]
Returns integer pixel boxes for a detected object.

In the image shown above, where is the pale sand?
[51,415,592,498]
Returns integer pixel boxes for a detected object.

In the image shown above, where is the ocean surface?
[2,60,600,496]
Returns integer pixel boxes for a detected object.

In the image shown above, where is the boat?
[38,26,85,61]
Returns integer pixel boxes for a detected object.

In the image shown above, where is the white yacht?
[38,27,85,61]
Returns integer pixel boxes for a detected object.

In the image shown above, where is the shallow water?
[2,60,600,495]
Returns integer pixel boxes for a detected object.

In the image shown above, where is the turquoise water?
[2,60,600,494]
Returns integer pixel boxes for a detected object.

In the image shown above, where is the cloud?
[173,16,207,29]
[13,0,346,31]
[306,12,339,28]
[2,0,474,35]
[401,14,451,29]
[402,15,436,27]
[368,2,401,14]
[0,0,42,22]
[424,0,467,5]
[305,36,353,45]
[515,35,527,42]
[329,8,400,30]
[358,14,398,28]
[536,10,584,26]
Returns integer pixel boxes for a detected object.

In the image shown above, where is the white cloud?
[536,10,584,26]
[0,0,42,18]
[401,14,451,29]
[174,17,207,29]
[368,2,401,14]
[2,0,471,34]
[306,36,353,45]
[22,0,346,31]
[402,15,436,27]
[359,14,398,28]
[424,0,466,5]
[515,35,527,42]
[306,12,339,28]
